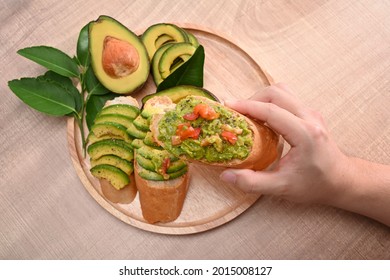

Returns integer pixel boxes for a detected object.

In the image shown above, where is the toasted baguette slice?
[99,174,137,204]
[95,96,140,204]
[134,154,189,224]
[104,96,140,108]
[151,96,282,171]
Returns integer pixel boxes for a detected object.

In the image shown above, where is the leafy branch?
[8,22,118,156]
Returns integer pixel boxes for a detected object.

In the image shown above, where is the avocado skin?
[142,85,220,106]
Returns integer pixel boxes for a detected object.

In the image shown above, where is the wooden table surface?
[1,0,389,259]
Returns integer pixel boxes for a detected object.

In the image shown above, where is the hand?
[220,83,390,226]
[220,83,349,204]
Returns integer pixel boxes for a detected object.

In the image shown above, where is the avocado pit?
[102,36,140,78]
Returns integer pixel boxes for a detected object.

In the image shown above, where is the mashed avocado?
[158,96,253,162]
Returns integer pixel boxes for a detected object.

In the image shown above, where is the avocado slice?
[141,23,189,61]
[137,145,177,161]
[137,164,188,181]
[90,164,130,190]
[90,155,134,174]
[154,34,174,49]
[126,122,147,139]
[167,160,188,173]
[133,115,150,132]
[136,152,187,174]
[135,153,155,171]
[89,15,150,94]
[186,31,199,47]
[151,43,174,86]
[142,85,220,105]
[94,113,135,129]
[90,122,132,142]
[87,139,134,161]
[131,138,144,149]
[158,43,196,79]
[99,104,140,119]
[87,131,129,145]
[143,131,160,148]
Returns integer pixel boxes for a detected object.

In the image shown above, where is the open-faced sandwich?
[86,95,190,224]
[86,96,140,204]
[129,96,190,224]
[151,95,281,171]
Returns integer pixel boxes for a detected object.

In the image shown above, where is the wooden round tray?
[67,25,272,235]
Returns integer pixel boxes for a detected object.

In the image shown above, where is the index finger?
[249,84,306,118]
[225,99,307,147]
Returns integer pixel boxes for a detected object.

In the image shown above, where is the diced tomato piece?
[192,127,201,138]
[176,122,201,140]
[161,158,171,175]
[193,103,219,120]
[183,112,199,121]
[177,122,191,131]
[221,131,238,145]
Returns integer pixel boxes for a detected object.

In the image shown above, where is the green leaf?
[38,70,82,113]
[17,46,80,77]
[77,22,90,68]
[85,66,110,96]
[8,77,76,116]
[73,55,81,65]
[86,93,118,129]
[157,45,205,92]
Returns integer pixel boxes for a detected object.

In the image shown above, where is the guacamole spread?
[158,96,253,162]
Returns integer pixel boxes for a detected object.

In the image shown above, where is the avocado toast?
[151,95,281,171]
[132,96,189,223]
[87,95,190,223]
[87,96,139,204]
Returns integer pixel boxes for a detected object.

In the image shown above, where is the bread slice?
[94,96,140,204]
[104,96,140,108]
[134,152,189,224]
[151,96,282,171]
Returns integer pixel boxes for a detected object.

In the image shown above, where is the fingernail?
[220,171,237,184]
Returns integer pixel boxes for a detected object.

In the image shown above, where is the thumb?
[220,169,282,195]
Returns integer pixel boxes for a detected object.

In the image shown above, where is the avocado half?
[89,16,150,94]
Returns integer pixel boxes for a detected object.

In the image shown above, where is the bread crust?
[134,153,190,224]
[104,95,140,108]
[151,96,282,171]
